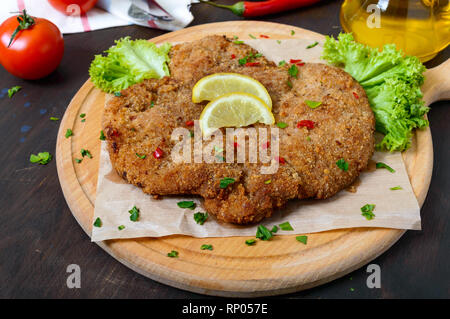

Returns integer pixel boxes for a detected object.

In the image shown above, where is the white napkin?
[0,0,195,33]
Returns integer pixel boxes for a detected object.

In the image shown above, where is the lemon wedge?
[199,93,275,137]
[192,73,272,109]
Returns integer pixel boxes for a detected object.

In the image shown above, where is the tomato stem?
[8,9,35,48]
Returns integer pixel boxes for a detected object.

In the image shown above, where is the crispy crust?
[103,35,375,224]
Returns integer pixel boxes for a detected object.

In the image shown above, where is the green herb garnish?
[279,221,294,231]
[194,212,208,225]
[291,30,295,36]
[80,113,86,118]
[245,239,256,246]
[65,129,73,138]
[233,40,244,45]
[99,130,106,141]
[306,41,319,49]
[286,79,293,88]
[361,204,376,220]
[114,92,121,97]
[390,186,403,190]
[376,162,395,173]
[150,101,155,108]
[167,250,178,258]
[128,206,140,222]
[200,244,213,251]
[256,225,274,241]
[220,177,235,189]
[271,225,279,233]
[50,117,59,121]
[75,158,82,164]
[278,60,286,66]
[249,34,256,39]
[30,152,52,165]
[305,100,322,108]
[264,179,272,184]
[276,40,281,44]
[336,158,349,171]
[276,122,288,129]
[93,217,102,227]
[118,225,125,230]
[288,64,299,78]
[136,153,146,159]
[81,149,92,159]
[177,201,196,210]
[296,235,308,244]
[8,86,21,98]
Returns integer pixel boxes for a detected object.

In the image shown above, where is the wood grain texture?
[56,21,437,297]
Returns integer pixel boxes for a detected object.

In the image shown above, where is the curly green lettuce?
[321,33,429,152]
[89,37,171,93]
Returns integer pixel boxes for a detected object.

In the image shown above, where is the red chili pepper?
[353,92,359,99]
[296,62,305,66]
[231,54,236,59]
[153,147,164,159]
[262,141,270,150]
[199,0,321,17]
[259,34,270,38]
[186,120,194,126]
[290,59,302,63]
[233,142,239,148]
[245,62,260,67]
[276,156,286,164]
[297,120,315,129]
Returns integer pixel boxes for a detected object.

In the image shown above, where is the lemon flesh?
[192,73,272,109]
[199,93,275,137]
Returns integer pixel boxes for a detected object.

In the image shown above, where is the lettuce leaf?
[322,33,428,152]
[89,37,171,93]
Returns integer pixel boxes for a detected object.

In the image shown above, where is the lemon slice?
[199,93,275,137]
[192,73,272,109]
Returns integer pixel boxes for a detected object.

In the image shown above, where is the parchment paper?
[91,39,421,242]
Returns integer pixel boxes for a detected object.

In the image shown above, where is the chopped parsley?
[177,201,196,210]
[114,92,121,97]
[306,41,319,49]
[291,30,295,36]
[8,86,21,98]
[286,79,293,88]
[135,153,146,159]
[296,235,308,244]
[361,204,376,220]
[220,177,235,189]
[248,34,256,39]
[65,129,73,138]
[288,64,299,78]
[75,158,82,164]
[276,40,281,44]
[128,206,140,222]
[233,40,244,44]
[81,149,92,159]
[376,162,395,173]
[99,130,106,141]
[305,100,322,108]
[150,101,155,108]
[264,179,272,184]
[279,221,294,231]
[50,117,59,121]
[271,225,279,233]
[81,119,86,123]
[390,186,403,190]
[93,217,102,227]
[278,60,286,66]
[167,250,178,258]
[276,122,288,128]
[238,52,261,66]
[256,225,274,241]
[245,239,256,246]
[30,152,52,165]
[336,158,349,171]
[201,244,213,251]
[118,225,125,230]
[79,113,86,118]
[194,212,208,225]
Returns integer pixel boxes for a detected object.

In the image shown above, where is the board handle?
[422,58,450,106]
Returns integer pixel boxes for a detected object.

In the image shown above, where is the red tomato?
[48,0,98,15]
[0,11,64,80]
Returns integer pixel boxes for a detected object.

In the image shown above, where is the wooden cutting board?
[56,21,446,297]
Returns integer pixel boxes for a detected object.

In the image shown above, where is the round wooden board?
[56,21,434,297]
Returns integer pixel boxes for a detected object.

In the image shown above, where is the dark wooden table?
[1,0,448,299]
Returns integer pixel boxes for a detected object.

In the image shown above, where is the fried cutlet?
[102,35,375,224]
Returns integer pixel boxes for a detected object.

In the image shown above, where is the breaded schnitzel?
[102,35,375,224]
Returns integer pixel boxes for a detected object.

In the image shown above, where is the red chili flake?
[353,92,359,99]
[296,62,305,67]
[110,129,119,137]
[231,54,236,59]
[185,120,194,126]
[276,156,286,164]
[261,141,270,150]
[290,59,302,64]
[259,34,270,38]
[233,142,239,148]
[297,120,315,129]
[153,147,164,159]
[245,62,260,67]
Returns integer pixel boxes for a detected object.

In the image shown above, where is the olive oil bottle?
[340,0,450,61]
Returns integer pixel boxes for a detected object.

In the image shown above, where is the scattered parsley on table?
[296,235,308,244]
[194,212,208,225]
[361,204,376,220]
[30,152,52,165]
[177,201,196,210]
[128,206,140,222]
[8,86,21,98]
